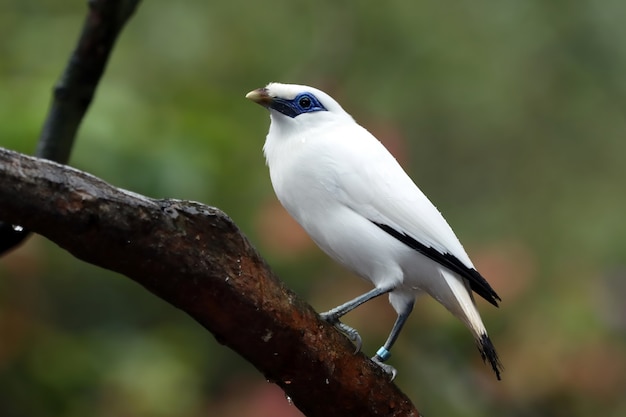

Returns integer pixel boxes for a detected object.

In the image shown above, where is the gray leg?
[371,300,414,380]
[320,285,394,352]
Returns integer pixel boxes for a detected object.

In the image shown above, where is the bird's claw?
[320,313,362,353]
[335,321,362,353]
[372,355,398,381]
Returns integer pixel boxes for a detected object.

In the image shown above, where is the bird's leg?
[371,300,414,380]
[320,286,393,353]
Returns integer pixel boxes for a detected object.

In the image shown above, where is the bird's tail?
[440,269,503,380]
[476,333,503,380]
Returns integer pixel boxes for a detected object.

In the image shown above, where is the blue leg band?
[376,346,391,361]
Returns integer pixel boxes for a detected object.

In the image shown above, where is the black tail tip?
[477,333,503,380]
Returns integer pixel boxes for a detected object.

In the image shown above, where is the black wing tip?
[477,333,503,380]
[371,221,502,306]
[480,286,501,308]
[467,267,502,307]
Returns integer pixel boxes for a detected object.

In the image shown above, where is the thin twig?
[0,0,141,255]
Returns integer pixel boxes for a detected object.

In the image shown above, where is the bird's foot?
[320,313,362,353]
[372,355,397,381]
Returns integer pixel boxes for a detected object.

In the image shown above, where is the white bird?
[246,82,503,380]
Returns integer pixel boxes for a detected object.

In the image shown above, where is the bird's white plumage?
[263,86,470,265]
[248,82,502,378]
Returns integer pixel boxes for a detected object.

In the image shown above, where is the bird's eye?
[298,96,312,109]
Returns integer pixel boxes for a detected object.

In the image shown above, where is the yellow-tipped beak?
[245,88,273,107]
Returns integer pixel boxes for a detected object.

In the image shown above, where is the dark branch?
[0,0,141,255]
[36,0,141,162]
[0,147,421,417]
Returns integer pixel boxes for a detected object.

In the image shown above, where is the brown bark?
[0,147,421,417]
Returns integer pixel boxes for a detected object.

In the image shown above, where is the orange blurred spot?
[561,341,626,400]
[472,240,536,303]
[255,198,315,256]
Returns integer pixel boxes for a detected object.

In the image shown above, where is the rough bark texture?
[0,147,421,417]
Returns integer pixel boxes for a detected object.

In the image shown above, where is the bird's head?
[246,83,353,133]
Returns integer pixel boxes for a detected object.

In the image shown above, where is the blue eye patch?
[269,92,327,118]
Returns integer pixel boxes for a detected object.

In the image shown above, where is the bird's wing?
[328,125,500,306]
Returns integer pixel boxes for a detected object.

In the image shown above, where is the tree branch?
[0,147,421,417]
[0,0,142,254]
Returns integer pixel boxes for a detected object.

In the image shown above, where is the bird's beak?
[245,88,273,108]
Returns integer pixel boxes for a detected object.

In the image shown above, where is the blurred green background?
[1,1,625,416]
